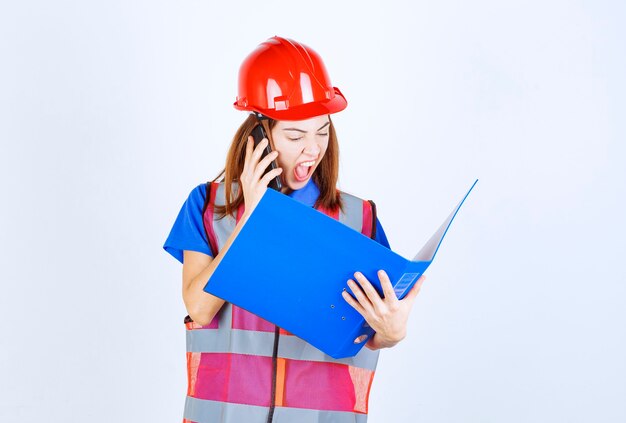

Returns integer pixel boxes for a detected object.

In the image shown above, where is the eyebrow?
[282,121,330,133]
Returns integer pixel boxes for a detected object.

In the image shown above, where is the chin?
[286,178,308,190]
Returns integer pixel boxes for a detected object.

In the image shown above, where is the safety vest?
[182,181,380,423]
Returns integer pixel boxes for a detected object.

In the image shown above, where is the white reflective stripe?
[278,335,379,371]
[212,183,366,245]
[187,327,276,356]
[212,214,236,255]
[187,326,379,371]
[212,184,237,249]
[184,397,369,423]
[184,396,268,423]
[338,192,364,232]
[274,406,369,423]
[218,303,233,327]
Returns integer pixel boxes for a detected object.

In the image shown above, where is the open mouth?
[293,160,316,182]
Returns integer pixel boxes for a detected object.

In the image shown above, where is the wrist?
[367,332,405,350]
[366,335,390,351]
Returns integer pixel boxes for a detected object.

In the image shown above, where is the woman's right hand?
[182,136,282,324]
[240,135,283,219]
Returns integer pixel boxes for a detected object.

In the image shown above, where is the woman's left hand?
[342,270,425,350]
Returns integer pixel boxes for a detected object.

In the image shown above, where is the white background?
[1,1,624,422]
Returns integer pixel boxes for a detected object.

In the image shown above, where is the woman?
[164,36,424,423]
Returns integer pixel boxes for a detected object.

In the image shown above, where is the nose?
[303,138,321,157]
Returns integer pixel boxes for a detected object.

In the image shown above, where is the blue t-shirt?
[163,179,391,264]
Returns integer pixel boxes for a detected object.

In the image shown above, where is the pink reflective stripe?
[231,306,275,332]
[283,360,358,412]
[187,352,374,413]
[191,353,273,407]
[202,182,219,257]
[361,201,373,238]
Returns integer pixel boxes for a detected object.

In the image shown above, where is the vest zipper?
[266,325,280,423]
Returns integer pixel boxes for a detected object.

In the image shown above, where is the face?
[270,115,330,192]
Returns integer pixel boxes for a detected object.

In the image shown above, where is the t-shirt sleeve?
[163,183,213,264]
[373,216,391,249]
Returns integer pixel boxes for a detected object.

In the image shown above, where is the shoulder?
[163,182,215,263]
[187,182,209,203]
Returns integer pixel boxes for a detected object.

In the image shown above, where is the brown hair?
[213,114,342,219]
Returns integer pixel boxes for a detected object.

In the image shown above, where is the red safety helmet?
[234,36,347,121]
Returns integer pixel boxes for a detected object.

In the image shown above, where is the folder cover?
[204,180,478,358]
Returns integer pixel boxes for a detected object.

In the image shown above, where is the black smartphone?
[251,121,283,191]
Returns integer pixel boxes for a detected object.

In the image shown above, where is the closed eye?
[287,133,328,141]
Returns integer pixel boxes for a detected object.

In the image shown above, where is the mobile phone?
[251,121,283,191]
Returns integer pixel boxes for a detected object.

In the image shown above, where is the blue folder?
[204,180,478,358]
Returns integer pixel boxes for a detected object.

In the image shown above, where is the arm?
[342,270,426,350]
[182,135,283,325]
[181,215,248,325]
